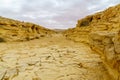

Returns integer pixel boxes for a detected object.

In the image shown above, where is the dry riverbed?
[0,34,110,80]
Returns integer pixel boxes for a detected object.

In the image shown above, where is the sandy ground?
[0,34,110,80]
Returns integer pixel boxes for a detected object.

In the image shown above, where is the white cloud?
[22,14,36,19]
[0,0,119,29]
[88,5,98,10]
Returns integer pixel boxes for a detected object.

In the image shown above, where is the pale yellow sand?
[0,34,110,80]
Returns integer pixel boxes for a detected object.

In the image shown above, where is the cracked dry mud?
[0,34,110,80]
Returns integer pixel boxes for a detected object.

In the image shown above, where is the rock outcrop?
[0,16,55,42]
[64,4,120,80]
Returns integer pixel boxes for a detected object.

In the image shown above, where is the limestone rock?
[64,4,120,80]
[0,16,55,42]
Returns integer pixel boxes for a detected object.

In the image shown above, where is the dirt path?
[0,34,110,80]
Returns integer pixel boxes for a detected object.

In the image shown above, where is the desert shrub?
[25,37,30,41]
[80,21,90,26]
[0,37,5,42]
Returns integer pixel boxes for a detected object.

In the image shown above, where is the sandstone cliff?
[64,4,120,80]
[0,16,55,42]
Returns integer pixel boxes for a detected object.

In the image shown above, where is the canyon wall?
[0,17,55,42]
[64,4,120,80]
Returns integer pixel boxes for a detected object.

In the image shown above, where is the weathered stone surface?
[64,4,120,80]
[0,34,110,80]
[90,31,119,80]
[0,16,55,42]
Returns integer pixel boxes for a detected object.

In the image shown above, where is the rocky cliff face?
[0,16,55,42]
[64,4,120,80]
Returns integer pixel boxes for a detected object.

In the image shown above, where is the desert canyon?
[0,4,120,80]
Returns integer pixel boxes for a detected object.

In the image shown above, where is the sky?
[0,0,120,29]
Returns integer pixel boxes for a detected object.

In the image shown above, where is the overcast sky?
[0,0,120,29]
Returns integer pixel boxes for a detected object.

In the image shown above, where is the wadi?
[0,4,120,80]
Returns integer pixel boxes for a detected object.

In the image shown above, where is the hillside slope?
[0,16,55,42]
[64,4,120,80]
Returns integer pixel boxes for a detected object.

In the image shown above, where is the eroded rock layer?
[0,16,55,42]
[64,4,120,80]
